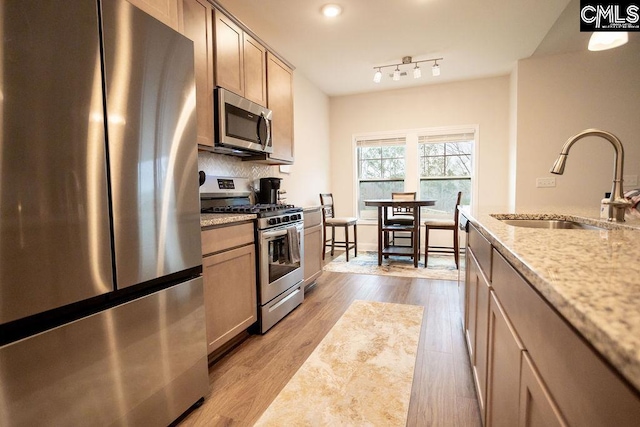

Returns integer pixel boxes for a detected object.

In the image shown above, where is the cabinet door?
[466,250,490,420]
[182,0,213,147]
[126,0,181,30]
[214,9,244,96]
[519,352,567,427]
[465,248,478,362]
[266,52,294,163]
[486,291,525,427]
[243,33,267,106]
[303,224,323,289]
[458,226,469,329]
[202,244,257,354]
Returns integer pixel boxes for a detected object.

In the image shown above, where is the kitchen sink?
[499,219,604,230]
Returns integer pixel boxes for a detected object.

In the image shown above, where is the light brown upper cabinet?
[213,10,244,97]
[126,0,182,31]
[181,0,214,147]
[213,10,267,106]
[243,34,267,106]
[266,52,294,164]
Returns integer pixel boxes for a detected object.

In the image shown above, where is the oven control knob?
[293,214,300,220]
[268,218,277,225]
[283,215,290,222]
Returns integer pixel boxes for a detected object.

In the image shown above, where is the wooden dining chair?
[384,192,416,249]
[320,193,357,261]
[424,191,462,268]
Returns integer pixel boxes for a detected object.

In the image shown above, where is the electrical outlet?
[536,177,556,188]
[624,175,638,186]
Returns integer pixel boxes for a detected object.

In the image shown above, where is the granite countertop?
[460,205,640,391]
[200,213,256,228]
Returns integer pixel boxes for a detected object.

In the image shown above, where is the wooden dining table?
[364,199,436,267]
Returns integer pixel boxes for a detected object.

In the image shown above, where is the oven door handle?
[262,224,302,240]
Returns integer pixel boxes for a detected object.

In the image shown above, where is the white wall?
[198,72,331,208]
[514,42,640,211]
[277,72,332,207]
[329,76,511,250]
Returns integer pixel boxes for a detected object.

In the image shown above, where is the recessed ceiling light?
[321,4,342,18]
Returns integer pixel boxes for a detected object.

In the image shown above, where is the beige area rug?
[323,251,461,281]
[254,300,425,427]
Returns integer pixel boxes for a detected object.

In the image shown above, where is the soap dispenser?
[600,192,612,219]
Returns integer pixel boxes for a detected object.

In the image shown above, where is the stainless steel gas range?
[200,175,304,333]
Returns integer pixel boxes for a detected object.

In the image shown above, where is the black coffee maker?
[258,177,282,204]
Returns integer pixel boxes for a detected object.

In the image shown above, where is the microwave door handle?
[260,112,271,149]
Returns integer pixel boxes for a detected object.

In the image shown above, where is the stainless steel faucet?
[550,129,631,222]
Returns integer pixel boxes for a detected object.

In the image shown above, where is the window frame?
[354,135,407,220]
[418,135,474,217]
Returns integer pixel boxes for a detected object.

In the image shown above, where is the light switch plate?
[536,177,556,188]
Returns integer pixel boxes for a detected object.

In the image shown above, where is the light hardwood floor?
[178,263,482,426]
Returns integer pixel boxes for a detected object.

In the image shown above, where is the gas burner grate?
[201,203,298,214]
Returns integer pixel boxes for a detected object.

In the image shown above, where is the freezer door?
[0,0,114,324]
[101,0,202,288]
[0,277,208,426]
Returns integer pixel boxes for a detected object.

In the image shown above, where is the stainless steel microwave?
[213,87,273,156]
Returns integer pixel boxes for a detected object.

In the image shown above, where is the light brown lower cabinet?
[491,249,640,427]
[465,249,490,418]
[464,231,640,427]
[519,351,566,427]
[201,223,257,354]
[486,291,525,427]
[303,208,323,290]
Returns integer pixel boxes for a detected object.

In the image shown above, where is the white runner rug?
[254,300,424,426]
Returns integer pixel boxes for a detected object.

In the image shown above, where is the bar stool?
[424,191,462,268]
[320,193,357,261]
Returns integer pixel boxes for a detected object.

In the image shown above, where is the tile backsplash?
[198,151,280,187]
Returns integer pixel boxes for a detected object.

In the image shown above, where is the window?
[353,127,476,221]
[419,132,473,216]
[356,137,406,219]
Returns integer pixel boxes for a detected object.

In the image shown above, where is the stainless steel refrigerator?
[0,1,208,425]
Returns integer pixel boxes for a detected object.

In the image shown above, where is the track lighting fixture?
[372,56,443,83]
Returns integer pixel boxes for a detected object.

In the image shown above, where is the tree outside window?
[419,137,472,216]
[357,138,406,219]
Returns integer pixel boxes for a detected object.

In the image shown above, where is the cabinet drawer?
[469,223,492,281]
[201,222,254,255]
[492,249,640,427]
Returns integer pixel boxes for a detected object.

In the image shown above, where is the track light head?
[413,64,421,79]
[373,68,382,83]
[392,66,401,81]
[431,61,440,77]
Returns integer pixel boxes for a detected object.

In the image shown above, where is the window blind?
[356,136,406,147]
[418,131,475,144]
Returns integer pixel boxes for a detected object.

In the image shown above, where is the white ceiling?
[214,0,583,96]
